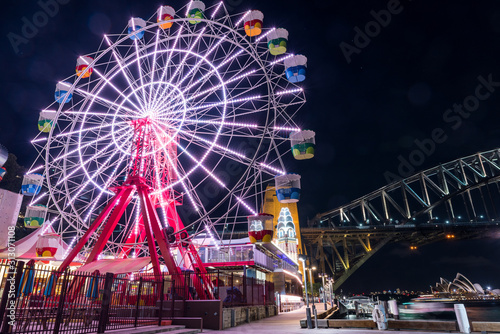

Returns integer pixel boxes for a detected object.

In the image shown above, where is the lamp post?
[298,255,312,329]
[328,278,335,306]
[308,265,317,328]
[319,273,327,310]
[309,266,316,307]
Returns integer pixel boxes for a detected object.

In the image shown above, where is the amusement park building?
[193,235,304,303]
[187,184,306,306]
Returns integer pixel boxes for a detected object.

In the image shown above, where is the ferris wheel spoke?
[151,27,207,112]
[178,129,247,161]
[179,130,285,177]
[176,142,227,190]
[180,94,262,114]
[81,65,144,112]
[64,110,133,119]
[55,130,132,185]
[174,32,228,90]
[174,35,226,90]
[81,155,129,224]
[149,24,184,110]
[147,30,161,111]
[182,46,244,94]
[149,124,203,214]
[53,120,128,139]
[67,150,127,207]
[74,88,138,115]
[133,39,150,111]
[178,167,210,218]
[165,66,259,112]
[160,118,258,130]
[104,35,147,111]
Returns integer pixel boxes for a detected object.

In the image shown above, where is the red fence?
[0,260,275,334]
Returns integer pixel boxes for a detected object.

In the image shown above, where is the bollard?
[313,307,318,329]
[305,307,312,329]
[454,304,470,333]
[388,300,399,319]
[372,304,388,330]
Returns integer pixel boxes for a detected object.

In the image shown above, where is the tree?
[0,153,26,193]
[0,153,31,239]
[313,282,322,296]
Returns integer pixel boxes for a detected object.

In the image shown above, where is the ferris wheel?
[28,1,312,275]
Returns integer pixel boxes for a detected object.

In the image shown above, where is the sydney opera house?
[431,273,500,298]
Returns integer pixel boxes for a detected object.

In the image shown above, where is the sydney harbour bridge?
[301,148,500,290]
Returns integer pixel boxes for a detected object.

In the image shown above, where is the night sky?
[2,0,500,293]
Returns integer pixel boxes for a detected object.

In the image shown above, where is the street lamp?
[298,254,312,329]
[309,266,316,307]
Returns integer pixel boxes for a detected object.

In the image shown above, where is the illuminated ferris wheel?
[28,1,311,275]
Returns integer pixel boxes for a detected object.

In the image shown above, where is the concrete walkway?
[205,305,461,334]
[100,305,467,334]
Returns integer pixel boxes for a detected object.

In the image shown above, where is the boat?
[400,295,456,319]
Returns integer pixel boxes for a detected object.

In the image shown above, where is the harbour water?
[455,306,499,322]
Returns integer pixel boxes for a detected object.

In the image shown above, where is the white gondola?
[158,6,175,29]
[128,17,146,40]
[76,56,94,78]
[187,1,205,24]
[38,110,56,133]
[290,130,315,160]
[248,213,274,244]
[275,173,301,203]
[24,204,48,228]
[54,82,72,104]
[244,10,264,37]
[36,233,61,257]
[267,28,288,56]
[284,55,307,83]
[21,173,44,196]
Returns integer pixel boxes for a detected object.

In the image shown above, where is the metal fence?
[0,260,275,334]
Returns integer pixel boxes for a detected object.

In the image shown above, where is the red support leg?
[58,187,127,273]
[165,201,214,298]
[86,187,136,263]
[137,196,162,277]
[137,185,181,276]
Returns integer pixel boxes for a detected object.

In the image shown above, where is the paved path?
[206,305,459,334]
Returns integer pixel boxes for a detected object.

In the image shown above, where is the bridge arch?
[302,149,500,290]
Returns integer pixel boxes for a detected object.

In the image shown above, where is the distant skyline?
[2,0,500,292]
